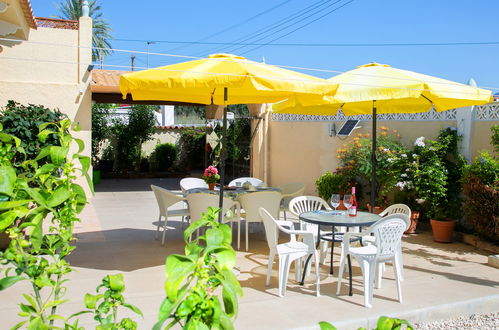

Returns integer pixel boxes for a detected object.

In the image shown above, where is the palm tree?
[56,0,113,61]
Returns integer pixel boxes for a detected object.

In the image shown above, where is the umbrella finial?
[262,56,266,63]
[467,78,477,87]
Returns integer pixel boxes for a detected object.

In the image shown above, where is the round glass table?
[299,210,381,296]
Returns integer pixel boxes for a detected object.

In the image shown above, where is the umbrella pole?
[370,102,377,213]
[218,87,228,223]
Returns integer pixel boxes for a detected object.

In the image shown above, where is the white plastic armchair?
[238,191,282,251]
[278,182,305,220]
[336,214,407,308]
[367,204,411,281]
[151,185,190,245]
[180,177,208,193]
[259,208,320,297]
[228,177,263,187]
[186,193,241,244]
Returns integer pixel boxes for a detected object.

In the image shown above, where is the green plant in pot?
[315,169,354,209]
[337,128,409,210]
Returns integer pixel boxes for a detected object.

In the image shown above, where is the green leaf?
[11,320,27,330]
[29,212,45,250]
[83,171,94,195]
[221,278,238,317]
[27,316,48,330]
[219,224,232,246]
[185,319,210,330]
[49,146,69,166]
[36,164,56,175]
[165,255,195,301]
[37,129,56,142]
[0,166,16,196]
[183,218,211,242]
[219,312,235,330]
[84,293,101,309]
[23,187,49,209]
[123,302,143,317]
[34,146,51,161]
[221,269,242,297]
[0,210,23,231]
[0,276,25,290]
[377,316,395,330]
[206,227,224,247]
[74,138,85,153]
[214,249,236,270]
[318,321,338,330]
[0,200,31,211]
[71,183,87,213]
[108,273,125,291]
[78,155,91,174]
[47,186,71,207]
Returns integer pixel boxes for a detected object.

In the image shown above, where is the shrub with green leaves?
[0,100,67,167]
[150,142,177,171]
[491,124,499,154]
[315,170,354,201]
[0,119,91,328]
[319,315,414,330]
[91,103,114,168]
[155,207,242,329]
[177,128,206,170]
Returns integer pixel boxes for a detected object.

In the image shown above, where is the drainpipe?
[455,78,477,162]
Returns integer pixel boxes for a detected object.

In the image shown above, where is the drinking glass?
[330,194,340,210]
[343,194,352,209]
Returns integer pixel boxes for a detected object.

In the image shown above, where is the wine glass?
[330,194,340,211]
[343,194,352,210]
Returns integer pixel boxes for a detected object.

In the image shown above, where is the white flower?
[401,153,407,158]
[383,148,389,152]
[416,198,426,204]
[387,158,394,162]
[414,136,425,147]
[412,154,418,158]
[396,182,406,190]
[406,168,410,172]
[401,173,407,178]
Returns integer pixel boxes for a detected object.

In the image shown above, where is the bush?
[316,170,353,201]
[0,100,66,166]
[91,103,113,167]
[177,128,206,170]
[462,151,499,242]
[150,142,177,171]
[491,124,499,154]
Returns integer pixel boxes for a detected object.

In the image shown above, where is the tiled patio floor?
[0,178,498,329]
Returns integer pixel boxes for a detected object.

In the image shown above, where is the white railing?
[271,102,498,122]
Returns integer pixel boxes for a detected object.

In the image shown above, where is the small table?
[299,210,381,296]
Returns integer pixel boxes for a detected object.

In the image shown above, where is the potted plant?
[203,165,220,190]
[315,169,354,209]
[337,128,409,210]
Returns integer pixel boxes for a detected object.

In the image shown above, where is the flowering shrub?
[396,128,464,220]
[203,165,220,184]
[337,127,409,205]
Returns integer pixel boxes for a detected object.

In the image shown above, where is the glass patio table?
[186,186,280,200]
[299,210,381,296]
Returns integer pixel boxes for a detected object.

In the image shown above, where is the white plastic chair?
[259,208,320,297]
[288,196,332,265]
[366,204,411,281]
[186,193,241,245]
[278,183,305,220]
[180,177,208,193]
[151,185,190,245]
[238,191,282,251]
[228,177,264,187]
[336,214,407,308]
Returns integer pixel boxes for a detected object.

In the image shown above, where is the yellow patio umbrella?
[119,53,337,215]
[272,62,493,210]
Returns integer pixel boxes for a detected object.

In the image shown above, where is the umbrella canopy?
[119,53,336,220]
[272,62,493,211]
[119,53,336,105]
[273,62,493,115]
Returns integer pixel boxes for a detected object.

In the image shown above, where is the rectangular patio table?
[299,210,381,296]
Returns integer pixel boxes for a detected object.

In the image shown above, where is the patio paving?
[0,178,498,329]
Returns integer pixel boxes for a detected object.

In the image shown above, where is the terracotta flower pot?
[430,219,455,243]
[366,204,384,214]
[208,183,215,190]
[404,211,420,234]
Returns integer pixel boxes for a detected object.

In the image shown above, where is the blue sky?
[31,0,499,91]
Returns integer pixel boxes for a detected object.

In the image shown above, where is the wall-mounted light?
[87,64,94,72]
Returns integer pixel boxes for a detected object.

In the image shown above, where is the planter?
[337,201,347,211]
[92,169,101,185]
[0,232,11,251]
[366,204,384,214]
[430,219,455,243]
[208,183,215,190]
[404,211,420,234]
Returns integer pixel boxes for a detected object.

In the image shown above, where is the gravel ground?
[414,312,499,329]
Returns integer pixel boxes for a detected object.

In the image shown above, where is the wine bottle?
[348,187,358,217]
